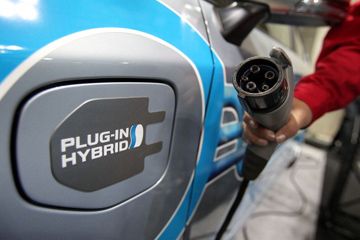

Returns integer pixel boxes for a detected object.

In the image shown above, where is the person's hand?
[242,98,313,146]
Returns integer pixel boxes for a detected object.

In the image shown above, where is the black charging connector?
[235,47,294,180]
[216,47,294,239]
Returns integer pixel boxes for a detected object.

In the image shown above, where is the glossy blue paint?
[186,54,224,217]
[0,0,213,103]
[186,56,246,219]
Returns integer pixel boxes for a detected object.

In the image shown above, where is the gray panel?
[0,31,203,239]
[215,141,237,160]
[160,0,209,42]
[16,83,174,208]
[188,167,241,239]
[200,0,245,84]
[223,111,237,124]
[222,107,238,125]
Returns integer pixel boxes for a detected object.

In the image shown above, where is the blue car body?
[0,0,310,239]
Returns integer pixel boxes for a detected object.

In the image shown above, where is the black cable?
[321,103,360,240]
[215,146,285,239]
[215,179,249,240]
[339,160,360,208]
[241,156,319,240]
[243,224,250,240]
[340,196,360,208]
[215,153,318,240]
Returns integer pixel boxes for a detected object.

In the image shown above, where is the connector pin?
[246,81,257,91]
[264,71,275,80]
[250,65,260,73]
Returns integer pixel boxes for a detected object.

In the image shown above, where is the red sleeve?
[294,2,360,122]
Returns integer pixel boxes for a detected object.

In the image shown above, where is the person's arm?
[243,3,360,145]
[295,28,360,122]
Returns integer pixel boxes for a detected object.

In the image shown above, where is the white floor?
[235,144,327,240]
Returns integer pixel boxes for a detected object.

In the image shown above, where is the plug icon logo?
[50,98,165,192]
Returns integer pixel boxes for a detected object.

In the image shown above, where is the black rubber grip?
[242,148,268,180]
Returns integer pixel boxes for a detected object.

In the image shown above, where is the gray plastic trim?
[221,107,239,126]
[188,167,240,239]
[16,82,175,208]
[214,139,238,161]
[0,29,205,239]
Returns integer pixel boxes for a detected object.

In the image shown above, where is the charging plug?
[233,47,294,180]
